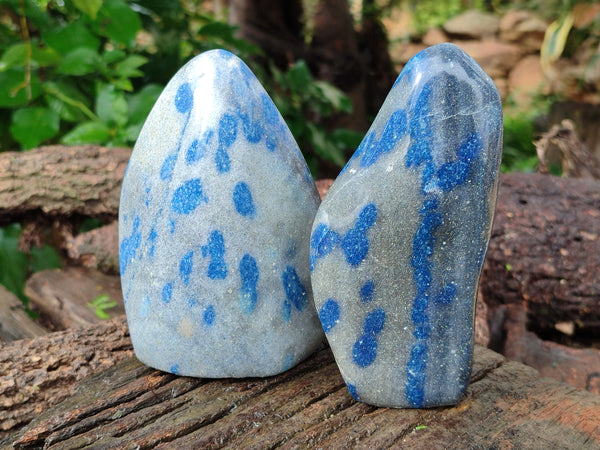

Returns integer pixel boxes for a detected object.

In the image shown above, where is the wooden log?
[24,267,124,331]
[481,172,600,338]
[8,344,600,449]
[0,316,133,440]
[0,145,130,226]
[0,285,47,341]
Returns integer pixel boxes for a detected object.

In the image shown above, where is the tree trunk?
[228,0,306,67]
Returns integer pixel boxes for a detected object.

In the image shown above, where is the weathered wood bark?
[8,344,600,449]
[25,267,124,331]
[65,221,119,274]
[0,285,47,341]
[0,316,133,440]
[481,172,600,340]
[0,145,130,226]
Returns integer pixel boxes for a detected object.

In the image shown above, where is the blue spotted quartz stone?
[310,43,502,408]
[119,49,324,378]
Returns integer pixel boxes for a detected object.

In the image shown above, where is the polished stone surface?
[310,43,503,408]
[120,50,323,378]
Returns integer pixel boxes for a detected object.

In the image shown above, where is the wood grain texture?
[0,285,47,341]
[25,267,124,330]
[8,345,600,449]
[0,317,133,439]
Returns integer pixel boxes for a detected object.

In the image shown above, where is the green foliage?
[267,60,363,171]
[0,0,155,150]
[0,224,62,304]
[87,294,118,320]
[501,112,539,173]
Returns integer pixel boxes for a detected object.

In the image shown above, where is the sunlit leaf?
[61,121,111,145]
[72,0,103,20]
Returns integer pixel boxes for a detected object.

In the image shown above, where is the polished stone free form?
[119,50,324,378]
[311,43,503,408]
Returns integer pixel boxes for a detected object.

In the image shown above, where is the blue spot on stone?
[186,130,213,164]
[406,342,428,407]
[435,282,457,304]
[239,254,259,313]
[282,266,308,311]
[179,251,193,285]
[174,82,193,114]
[188,297,198,308]
[353,308,385,368]
[310,223,340,271]
[353,335,378,368]
[170,364,180,375]
[347,383,360,401]
[140,296,150,318]
[169,219,176,234]
[282,353,295,372]
[215,114,237,173]
[160,153,177,181]
[319,298,340,333]
[360,280,375,303]
[203,304,215,326]
[238,111,263,144]
[436,133,482,192]
[148,227,157,258]
[171,178,207,214]
[282,299,292,322]
[162,282,173,303]
[341,203,377,267]
[119,216,141,276]
[261,93,279,127]
[201,230,227,280]
[361,109,407,167]
[233,181,255,217]
[364,307,386,335]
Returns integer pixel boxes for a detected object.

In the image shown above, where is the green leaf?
[0,224,28,302]
[96,84,128,127]
[43,19,100,55]
[128,83,162,124]
[102,49,127,65]
[306,123,347,167]
[0,69,42,107]
[95,0,142,48]
[114,55,148,78]
[72,0,103,20]
[330,128,364,150]
[110,77,134,92]
[287,60,313,92]
[312,81,352,113]
[10,107,60,149]
[57,47,102,76]
[61,121,111,145]
[29,245,62,272]
[43,81,95,123]
[0,42,60,70]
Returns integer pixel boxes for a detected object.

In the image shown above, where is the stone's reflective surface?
[119,50,323,378]
[310,43,503,408]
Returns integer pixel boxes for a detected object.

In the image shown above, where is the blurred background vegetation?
[0,0,599,306]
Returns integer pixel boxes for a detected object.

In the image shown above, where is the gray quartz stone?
[119,49,323,378]
[310,43,503,408]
